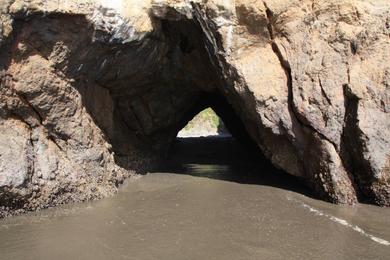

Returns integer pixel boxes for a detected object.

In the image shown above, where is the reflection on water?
[160,137,315,196]
[0,137,389,260]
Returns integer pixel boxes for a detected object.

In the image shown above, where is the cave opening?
[154,92,312,196]
[10,12,313,200]
[0,8,329,217]
[71,13,314,198]
[87,15,312,196]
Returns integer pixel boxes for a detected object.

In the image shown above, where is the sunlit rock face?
[0,0,389,216]
[177,108,229,137]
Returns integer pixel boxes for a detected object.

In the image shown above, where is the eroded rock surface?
[0,0,389,216]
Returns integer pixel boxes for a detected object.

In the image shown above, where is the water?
[0,137,389,259]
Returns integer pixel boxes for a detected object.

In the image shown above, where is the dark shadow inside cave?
[155,92,314,198]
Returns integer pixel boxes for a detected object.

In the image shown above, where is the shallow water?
[0,137,389,260]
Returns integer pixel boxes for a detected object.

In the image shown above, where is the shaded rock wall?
[0,0,389,216]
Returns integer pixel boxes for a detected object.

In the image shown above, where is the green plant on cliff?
[183,108,220,131]
[179,108,228,136]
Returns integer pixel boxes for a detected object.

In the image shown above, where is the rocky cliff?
[178,108,228,137]
[0,0,389,216]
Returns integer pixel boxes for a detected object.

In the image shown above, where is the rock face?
[177,108,228,137]
[0,0,389,216]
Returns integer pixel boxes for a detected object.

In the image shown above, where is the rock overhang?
[0,0,389,216]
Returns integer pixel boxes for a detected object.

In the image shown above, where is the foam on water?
[288,197,390,246]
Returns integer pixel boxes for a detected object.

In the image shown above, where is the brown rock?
[0,0,389,216]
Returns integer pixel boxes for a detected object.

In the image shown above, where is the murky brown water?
[0,137,389,260]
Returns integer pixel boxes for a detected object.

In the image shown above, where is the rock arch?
[0,0,389,216]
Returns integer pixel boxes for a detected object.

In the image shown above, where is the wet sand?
[0,137,389,259]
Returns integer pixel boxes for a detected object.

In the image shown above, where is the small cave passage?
[157,105,313,197]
